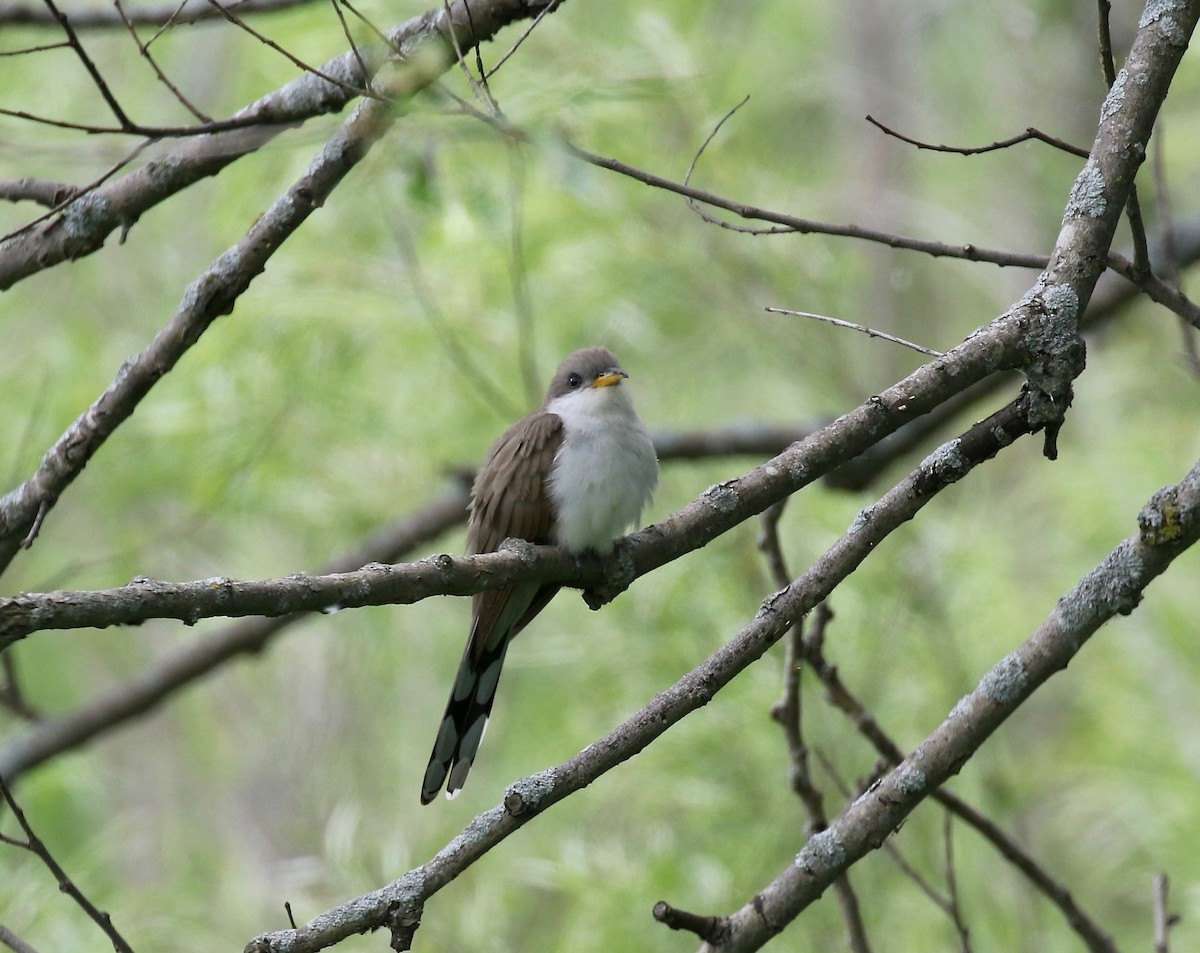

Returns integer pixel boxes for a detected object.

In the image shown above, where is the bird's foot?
[580,537,637,610]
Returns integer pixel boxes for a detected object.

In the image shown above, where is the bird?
[420,346,659,804]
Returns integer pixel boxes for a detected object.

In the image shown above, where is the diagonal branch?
[0,90,399,576]
[0,775,136,953]
[0,0,564,290]
[702,453,1200,952]
[0,426,828,781]
[241,398,1038,953]
[0,346,1045,646]
[0,481,471,780]
[0,1,566,575]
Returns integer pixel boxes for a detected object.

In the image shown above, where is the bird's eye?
[567,372,583,389]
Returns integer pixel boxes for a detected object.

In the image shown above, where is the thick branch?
[0,482,470,779]
[0,0,560,290]
[0,365,1041,647]
[241,400,1035,953]
[0,90,399,574]
[703,454,1200,952]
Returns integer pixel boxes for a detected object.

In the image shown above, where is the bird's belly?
[548,426,656,554]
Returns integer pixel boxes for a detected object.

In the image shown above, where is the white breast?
[546,385,658,554]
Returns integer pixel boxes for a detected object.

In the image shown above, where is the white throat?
[545,384,658,554]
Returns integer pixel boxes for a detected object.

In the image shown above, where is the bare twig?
[682,95,750,225]
[482,0,559,79]
[202,0,376,100]
[941,811,973,953]
[0,775,136,953]
[0,0,317,28]
[569,139,1052,266]
[651,902,727,944]
[41,0,135,129]
[0,38,68,53]
[865,114,1088,158]
[1153,873,1176,953]
[328,0,372,97]
[0,651,40,721]
[765,307,944,357]
[113,0,213,122]
[765,601,871,953]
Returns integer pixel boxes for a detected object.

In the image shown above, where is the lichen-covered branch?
[0,0,562,291]
[241,399,1035,953]
[702,453,1200,953]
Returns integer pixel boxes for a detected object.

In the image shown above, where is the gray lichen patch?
[977,652,1027,705]
[1063,162,1107,221]
[795,827,846,872]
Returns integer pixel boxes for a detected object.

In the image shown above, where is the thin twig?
[759,507,871,953]
[1153,873,1175,953]
[0,775,136,953]
[0,103,290,138]
[482,0,559,79]
[441,0,492,113]
[328,0,372,95]
[942,811,973,953]
[202,0,377,101]
[865,114,1088,159]
[0,652,41,721]
[0,0,317,28]
[113,0,213,122]
[567,139,1052,269]
[0,39,69,53]
[41,0,134,128]
[682,95,750,224]
[766,307,944,357]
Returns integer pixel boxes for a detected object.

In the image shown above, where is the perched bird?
[421,347,659,804]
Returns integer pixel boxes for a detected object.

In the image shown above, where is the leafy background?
[1,0,1199,950]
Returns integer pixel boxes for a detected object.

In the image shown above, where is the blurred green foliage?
[1,0,1199,950]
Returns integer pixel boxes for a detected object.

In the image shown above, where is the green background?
[2,1,1199,950]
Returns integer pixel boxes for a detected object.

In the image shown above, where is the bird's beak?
[592,368,628,388]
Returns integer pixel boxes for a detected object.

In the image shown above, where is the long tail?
[420,635,511,804]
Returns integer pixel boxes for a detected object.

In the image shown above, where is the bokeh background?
[2,1,1199,950]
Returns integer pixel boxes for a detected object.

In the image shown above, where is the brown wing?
[419,413,564,803]
[468,411,562,555]
[466,411,563,661]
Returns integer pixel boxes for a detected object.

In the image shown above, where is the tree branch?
[0,369,1042,647]
[0,481,470,779]
[0,0,562,290]
[241,398,1036,953]
[0,775,136,953]
[702,451,1200,952]
[0,0,316,28]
